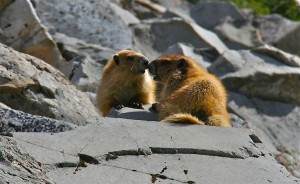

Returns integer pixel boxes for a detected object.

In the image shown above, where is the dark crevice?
[249,134,263,143]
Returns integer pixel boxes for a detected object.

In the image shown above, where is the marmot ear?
[177,58,186,69]
[113,54,120,65]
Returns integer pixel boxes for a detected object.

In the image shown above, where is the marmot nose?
[141,57,149,67]
[148,61,156,75]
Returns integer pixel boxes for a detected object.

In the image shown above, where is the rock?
[34,0,133,51]
[0,107,77,133]
[0,43,100,125]
[228,92,300,178]
[132,17,228,59]
[162,2,262,50]
[0,0,65,68]
[253,44,300,67]
[214,18,263,49]
[162,43,216,69]
[189,1,246,29]
[0,135,54,183]
[255,14,300,56]
[209,50,300,105]
[52,33,113,92]
[11,118,299,183]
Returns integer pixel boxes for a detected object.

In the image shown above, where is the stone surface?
[11,118,299,183]
[34,0,133,51]
[255,14,300,56]
[0,0,64,68]
[0,43,100,125]
[0,107,77,133]
[0,135,54,183]
[228,92,300,178]
[209,49,300,105]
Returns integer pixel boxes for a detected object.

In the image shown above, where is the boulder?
[0,135,54,183]
[209,49,300,105]
[255,14,300,56]
[132,17,228,59]
[0,106,77,133]
[10,118,299,183]
[0,43,100,125]
[228,92,300,178]
[0,0,65,68]
[34,0,133,51]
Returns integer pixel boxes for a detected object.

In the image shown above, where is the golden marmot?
[148,55,231,127]
[96,50,156,116]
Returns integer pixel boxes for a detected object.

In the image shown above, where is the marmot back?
[148,55,231,127]
[96,50,155,116]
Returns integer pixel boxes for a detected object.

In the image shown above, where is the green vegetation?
[186,0,300,21]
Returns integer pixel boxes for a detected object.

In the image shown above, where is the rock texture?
[9,118,299,183]
[0,106,77,133]
[0,0,64,68]
[0,43,100,125]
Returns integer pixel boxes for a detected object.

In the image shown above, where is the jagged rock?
[214,18,263,49]
[34,0,133,50]
[228,92,300,178]
[0,135,54,183]
[252,44,300,67]
[11,118,299,183]
[209,49,300,105]
[189,1,246,29]
[0,0,65,68]
[0,107,77,133]
[162,2,262,49]
[162,43,215,69]
[132,17,228,59]
[52,33,114,92]
[255,14,300,56]
[0,43,100,125]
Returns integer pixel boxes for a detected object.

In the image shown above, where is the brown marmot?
[148,55,231,127]
[96,50,156,116]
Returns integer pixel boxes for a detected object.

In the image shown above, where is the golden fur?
[96,50,155,116]
[149,55,231,127]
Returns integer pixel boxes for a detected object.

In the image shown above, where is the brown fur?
[96,50,155,116]
[149,55,231,127]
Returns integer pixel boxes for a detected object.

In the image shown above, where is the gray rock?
[255,14,300,56]
[214,18,263,49]
[0,43,100,125]
[0,107,77,133]
[162,43,216,69]
[0,135,54,183]
[11,118,299,183]
[163,2,262,50]
[190,1,246,29]
[228,92,300,178]
[0,0,65,68]
[209,50,300,105]
[34,0,133,51]
[132,17,228,59]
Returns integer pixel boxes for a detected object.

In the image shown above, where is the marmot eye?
[126,56,134,61]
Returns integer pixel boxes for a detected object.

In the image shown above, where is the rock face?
[0,0,64,68]
[0,106,77,133]
[0,43,100,125]
[11,118,299,184]
[0,135,54,183]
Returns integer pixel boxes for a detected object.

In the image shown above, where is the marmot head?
[113,50,149,74]
[148,55,189,83]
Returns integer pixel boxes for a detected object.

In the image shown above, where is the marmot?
[96,50,155,116]
[148,55,231,127]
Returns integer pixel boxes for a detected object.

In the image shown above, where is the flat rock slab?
[11,117,299,183]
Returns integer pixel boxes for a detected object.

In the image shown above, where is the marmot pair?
[97,50,231,127]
